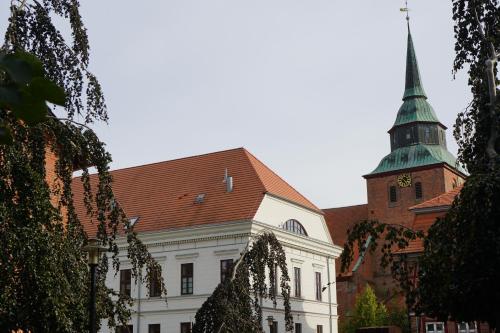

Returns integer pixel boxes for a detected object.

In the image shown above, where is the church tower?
[363,25,466,228]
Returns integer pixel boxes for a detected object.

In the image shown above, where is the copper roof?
[72,148,319,236]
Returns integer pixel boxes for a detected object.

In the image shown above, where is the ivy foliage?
[0,1,165,332]
[341,0,499,328]
[193,232,293,333]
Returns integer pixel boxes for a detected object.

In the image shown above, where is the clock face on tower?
[397,173,412,187]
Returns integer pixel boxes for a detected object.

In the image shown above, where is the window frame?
[220,259,234,283]
[180,322,192,333]
[294,267,301,298]
[148,324,161,333]
[389,185,398,203]
[181,263,194,295]
[415,181,423,200]
[283,219,308,236]
[149,269,162,298]
[120,269,132,297]
[315,271,322,301]
[458,322,477,333]
[295,323,302,333]
[425,321,445,333]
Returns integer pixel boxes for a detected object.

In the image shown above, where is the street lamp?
[83,238,107,333]
[322,281,335,292]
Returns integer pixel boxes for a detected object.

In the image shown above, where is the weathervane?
[400,0,410,22]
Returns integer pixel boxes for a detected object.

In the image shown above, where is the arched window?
[283,219,308,236]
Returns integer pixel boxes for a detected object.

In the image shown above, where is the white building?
[75,148,342,333]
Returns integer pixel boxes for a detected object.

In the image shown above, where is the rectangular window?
[295,323,302,333]
[116,325,133,333]
[148,324,161,333]
[315,272,322,301]
[120,269,132,297]
[426,322,445,333]
[272,264,278,296]
[458,322,477,333]
[389,186,397,203]
[317,325,324,333]
[220,259,233,283]
[415,182,423,199]
[271,321,278,333]
[181,263,193,295]
[149,269,162,297]
[180,322,192,333]
[294,267,301,297]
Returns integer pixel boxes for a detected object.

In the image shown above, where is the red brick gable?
[323,205,368,275]
[72,148,319,236]
[399,186,462,254]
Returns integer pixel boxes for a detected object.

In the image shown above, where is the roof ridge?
[242,150,319,211]
[322,203,368,211]
[75,147,246,178]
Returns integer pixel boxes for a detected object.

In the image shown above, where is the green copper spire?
[366,22,465,177]
[403,25,426,100]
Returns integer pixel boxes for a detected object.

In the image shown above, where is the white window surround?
[458,322,477,333]
[426,322,445,333]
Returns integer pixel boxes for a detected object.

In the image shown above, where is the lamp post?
[266,315,274,333]
[83,238,107,333]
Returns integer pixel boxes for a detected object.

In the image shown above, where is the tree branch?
[474,9,499,167]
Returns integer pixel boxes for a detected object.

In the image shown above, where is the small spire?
[403,23,427,100]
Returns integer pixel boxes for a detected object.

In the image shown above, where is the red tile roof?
[397,211,445,254]
[323,204,368,275]
[409,185,462,211]
[400,186,462,254]
[72,148,319,236]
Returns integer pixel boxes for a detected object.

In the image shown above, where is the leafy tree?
[342,285,388,333]
[0,50,65,144]
[341,0,499,329]
[0,1,165,332]
[192,232,293,333]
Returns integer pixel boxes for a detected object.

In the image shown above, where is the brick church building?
[322,24,471,333]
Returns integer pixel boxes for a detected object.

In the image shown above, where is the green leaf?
[29,77,66,106]
[0,54,33,85]
[0,86,22,108]
[14,52,44,77]
[11,90,48,125]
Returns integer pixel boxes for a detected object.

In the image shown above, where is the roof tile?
[72,148,318,236]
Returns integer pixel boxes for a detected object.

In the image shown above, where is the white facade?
[101,195,342,333]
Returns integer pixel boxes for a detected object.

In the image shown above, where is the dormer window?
[283,219,308,236]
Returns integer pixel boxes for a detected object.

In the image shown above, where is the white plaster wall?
[253,194,333,244]
[100,220,341,333]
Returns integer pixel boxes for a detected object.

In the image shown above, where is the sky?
[0,1,471,208]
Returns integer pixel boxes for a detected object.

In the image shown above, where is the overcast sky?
[0,1,471,208]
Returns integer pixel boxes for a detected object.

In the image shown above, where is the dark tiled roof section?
[72,148,318,236]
